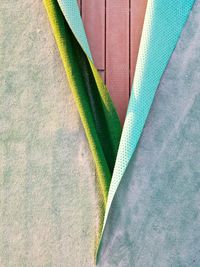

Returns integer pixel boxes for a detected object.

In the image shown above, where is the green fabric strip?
[43,0,122,241]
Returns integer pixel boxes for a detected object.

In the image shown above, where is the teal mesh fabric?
[57,0,92,60]
[53,0,196,258]
[102,0,196,234]
[97,1,200,264]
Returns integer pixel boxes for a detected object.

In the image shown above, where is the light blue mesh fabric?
[97,1,200,265]
[102,0,196,233]
[55,0,196,256]
[57,0,93,60]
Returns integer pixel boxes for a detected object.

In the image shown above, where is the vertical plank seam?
[129,0,131,97]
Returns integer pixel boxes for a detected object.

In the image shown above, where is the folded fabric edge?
[43,0,122,255]
[96,0,196,263]
[57,0,93,61]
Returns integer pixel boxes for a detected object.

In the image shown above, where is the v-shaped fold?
[43,0,196,261]
[43,0,122,241]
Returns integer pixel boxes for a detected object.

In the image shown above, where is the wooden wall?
[78,0,147,124]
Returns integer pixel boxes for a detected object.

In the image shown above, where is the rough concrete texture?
[0,1,97,266]
[98,1,200,266]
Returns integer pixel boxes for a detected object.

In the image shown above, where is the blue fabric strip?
[101,0,196,240]
[55,0,196,258]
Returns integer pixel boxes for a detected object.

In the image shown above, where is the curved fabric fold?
[57,0,92,60]
[44,0,196,262]
[43,0,122,241]
[96,1,200,262]
[97,0,196,259]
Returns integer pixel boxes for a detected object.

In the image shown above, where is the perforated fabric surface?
[57,0,92,60]
[102,0,196,235]
[97,1,200,265]
[44,0,196,262]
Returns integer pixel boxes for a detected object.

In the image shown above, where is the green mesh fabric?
[43,0,122,244]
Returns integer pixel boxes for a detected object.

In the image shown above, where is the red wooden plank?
[106,0,130,124]
[82,0,105,70]
[130,0,147,88]
[77,0,81,9]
